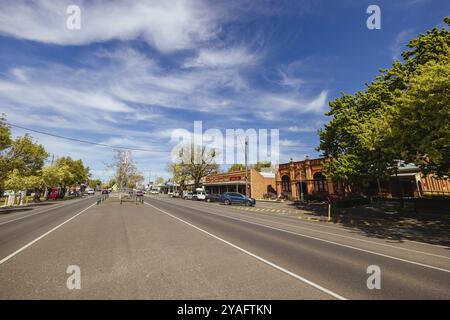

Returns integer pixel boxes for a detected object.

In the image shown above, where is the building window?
[313,172,327,192]
[281,175,291,192]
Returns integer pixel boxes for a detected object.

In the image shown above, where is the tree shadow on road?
[287,201,450,247]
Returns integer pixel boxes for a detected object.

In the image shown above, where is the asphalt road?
[0,194,449,299]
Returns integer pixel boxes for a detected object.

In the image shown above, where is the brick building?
[276,157,449,200]
[276,157,336,200]
[204,169,276,200]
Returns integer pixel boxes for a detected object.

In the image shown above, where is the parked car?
[206,193,222,203]
[101,189,109,194]
[183,192,194,200]
[172,191,180,197]
[192,190,207,201]
[87,188,95,195]
[221,192,256,206]
[136,190,144,197]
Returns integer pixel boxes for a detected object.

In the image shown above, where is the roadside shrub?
[305,193,327,202]
[335,197,371,208]
[263,192,277,200]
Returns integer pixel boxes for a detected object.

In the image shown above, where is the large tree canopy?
[319,17,450,190]
[0,115,93,197]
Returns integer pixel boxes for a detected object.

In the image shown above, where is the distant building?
[276,157,334,200]
[276,157,450,200]
[204,168,276,199]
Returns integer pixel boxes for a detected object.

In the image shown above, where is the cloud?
[183,47,258,69]
[287,120,324,133]
[9,68,28,82]
[255,90,328,116]
[0,1,333,177]
[0,79,132,113]
[390,29,414,60]
[0,0,221,52]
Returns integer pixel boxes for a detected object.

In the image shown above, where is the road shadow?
[292,201,450,247]
[0,202,57,215]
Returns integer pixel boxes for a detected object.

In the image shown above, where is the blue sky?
[0,0,448,181]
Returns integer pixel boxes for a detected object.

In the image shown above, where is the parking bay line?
[166,198,450,261]
[147,196,450,250]
[203,204,450,261]
[149,199,450,274]
[0,202,96,265]
[0,203,73,226]
[144,201,347,300]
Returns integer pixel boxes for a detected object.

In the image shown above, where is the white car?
[192,191,207,201]
[87,188,95,195]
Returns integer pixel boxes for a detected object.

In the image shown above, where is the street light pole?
[299,164,304,202]
[245,136,249,197]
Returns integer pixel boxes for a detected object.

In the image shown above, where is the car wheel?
[224,199,231,205]
[206,198,211,202]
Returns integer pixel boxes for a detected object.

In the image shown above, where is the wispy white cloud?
[183,47,258,69]
[9,68,28,82]
[390,29,414,60]
[0,1,333,178]
[255,90,328,117]
[0,0,221,52]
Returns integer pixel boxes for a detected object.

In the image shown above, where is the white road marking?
[0,204,69,226]
[0,197,91,225]
[0,203,96,265]
[168,198,450,258]
[148,199,450,274]
[0,204,63,223]
[193,203,450,260]
[144,201,347,300]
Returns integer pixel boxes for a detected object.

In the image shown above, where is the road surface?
[0,194,449,299]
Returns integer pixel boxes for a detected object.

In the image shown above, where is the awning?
[392,172,419,177]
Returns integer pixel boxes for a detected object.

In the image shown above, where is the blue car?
[221,192,256,206]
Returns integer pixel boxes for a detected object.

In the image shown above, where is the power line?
[6,122,170,153]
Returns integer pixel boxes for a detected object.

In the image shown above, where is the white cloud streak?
[0,0,220,52]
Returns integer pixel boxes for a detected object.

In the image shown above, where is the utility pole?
[299,164,304,202]
[245,136,249,197]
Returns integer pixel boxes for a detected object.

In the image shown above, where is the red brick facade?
[276,157,450,200]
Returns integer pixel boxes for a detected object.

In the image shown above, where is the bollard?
[97,199,101,205]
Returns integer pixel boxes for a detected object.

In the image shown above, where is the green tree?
[88,179,102,189]
[1,130,48,196]
[390,59,450,176]
[55,157,90,187]
[318,17,450,192]
[4,169,25,192]
[5,134,48,177]
[155,176,165,185]
[0,115,12,193]
[167,162,190,190]
[228,163,245,172]
[173,144,219,188]
[252,161,273,172]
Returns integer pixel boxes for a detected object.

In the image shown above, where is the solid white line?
[0,203,96,266]
[0,197,91,225]
[195,204,450,260]
[172,199,450,259]
[148,198,450,274]
[0,204,67,226]
[144,201,347,300]
[216,202,450,250]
